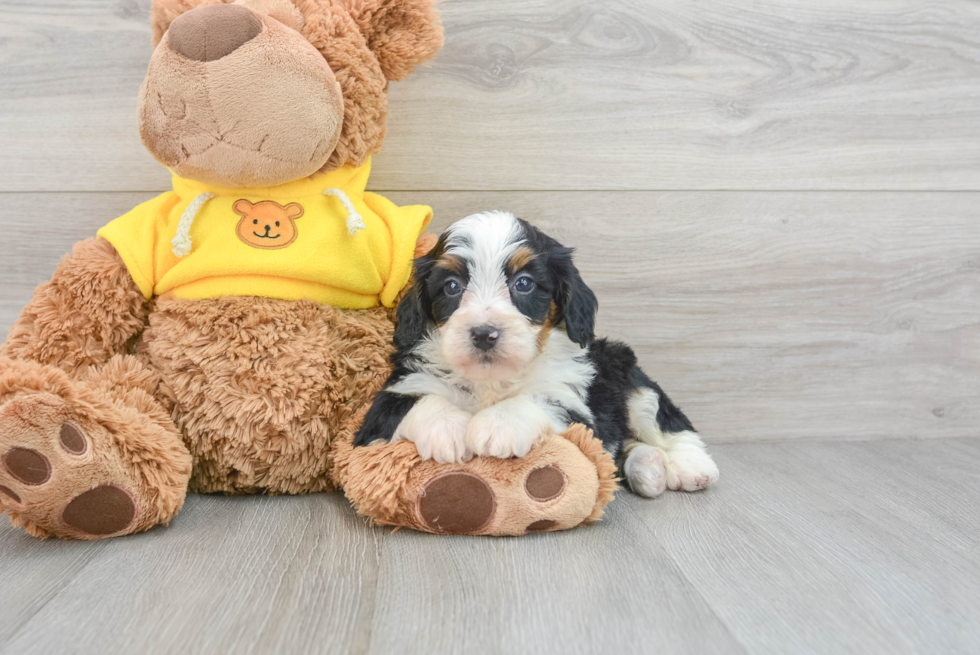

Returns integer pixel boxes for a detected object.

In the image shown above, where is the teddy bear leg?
[337,424,618,536]
[0,356,192,539]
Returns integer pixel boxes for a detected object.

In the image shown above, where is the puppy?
[354,211,718,497]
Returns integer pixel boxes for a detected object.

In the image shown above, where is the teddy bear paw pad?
[524,465,566,501]
[3,447,51,485]
[418,472,496,534]
[0,485,21,504]
[0,395,141,538]
[62,485,137,536]
[59,423,88,455]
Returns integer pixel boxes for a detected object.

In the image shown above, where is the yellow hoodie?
[98,158,431,309]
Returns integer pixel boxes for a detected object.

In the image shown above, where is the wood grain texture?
[365,502,742,655]
[0,532,107,645]
[625,438,980,655]
[412,191,980,443]
[2,439,978,654]
[3,191,977,443]
[2,1,980,652]
[0,493,386,655]
[3,0,980,191]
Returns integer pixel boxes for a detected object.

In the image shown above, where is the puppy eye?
[253,219,258,224]
[444,278,464,297]
[513,276,535,293]
[275,221,280,227]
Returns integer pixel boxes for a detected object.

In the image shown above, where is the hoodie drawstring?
[171,188,366,258]
[324,188,365,236]
[172,192,215,257]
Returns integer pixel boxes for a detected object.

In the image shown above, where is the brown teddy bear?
[0,0,616,540]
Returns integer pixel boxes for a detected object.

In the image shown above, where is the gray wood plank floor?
[1,438,978,655]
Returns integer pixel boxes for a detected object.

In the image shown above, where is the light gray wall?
[2,0,978,442]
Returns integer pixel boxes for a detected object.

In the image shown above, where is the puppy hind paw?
[624,444,667,498]
[665,445,719,492]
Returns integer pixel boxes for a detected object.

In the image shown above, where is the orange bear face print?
[233,199,304,250]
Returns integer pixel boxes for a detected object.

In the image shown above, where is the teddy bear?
[0,0,617,540]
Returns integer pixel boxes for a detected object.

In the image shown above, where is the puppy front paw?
[394,396,472,464]
[466,404,550,459]
[419,412,473,464]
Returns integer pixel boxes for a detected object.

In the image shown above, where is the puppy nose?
[168,4,262,62]
[470,325,500,351]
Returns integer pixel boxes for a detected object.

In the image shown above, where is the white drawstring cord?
[172,187,363,258]
[171,192,215,257]
[323,188,365,236]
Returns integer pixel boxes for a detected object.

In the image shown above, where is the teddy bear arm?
[2,237,149,372]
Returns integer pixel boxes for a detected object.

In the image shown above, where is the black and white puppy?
[354,211,718,497]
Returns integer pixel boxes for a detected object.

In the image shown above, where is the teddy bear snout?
[140,6,347,189]
[168,4,263,63]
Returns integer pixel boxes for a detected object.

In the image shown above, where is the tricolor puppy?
[354,211,718,497]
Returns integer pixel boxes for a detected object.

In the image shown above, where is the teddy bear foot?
[340,424,619,536]
[415,465,572,534]
[0,358,193,540]
[0,400,130,538]
[0,393,144,539]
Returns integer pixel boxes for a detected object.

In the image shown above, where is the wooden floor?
[1,438,978,655]
[2,0,980,653]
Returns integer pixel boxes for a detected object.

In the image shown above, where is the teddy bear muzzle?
[138,3,345,189]
[167,4,262,62]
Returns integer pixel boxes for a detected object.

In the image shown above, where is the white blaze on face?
[438,212,542,383]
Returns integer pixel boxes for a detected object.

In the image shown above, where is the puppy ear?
[344,0,444,81]
[549,246,598,347]
[393,253,436,354]
[414,232,439,258]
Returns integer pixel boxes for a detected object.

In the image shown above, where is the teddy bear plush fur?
[0,0,616,540]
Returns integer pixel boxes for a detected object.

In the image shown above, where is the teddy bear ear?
[344,0,444,82]
[150,0,224,47]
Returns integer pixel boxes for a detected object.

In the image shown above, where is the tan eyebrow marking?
[507,247,537,275]
[435,254,466,275]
